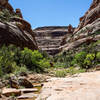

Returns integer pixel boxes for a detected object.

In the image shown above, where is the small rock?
[2,88,21,97]
[20,88,38,93]
[34,84,44,87]
[18,77,33,88]
[0,82,4,89]
[95,64,100,70]
[9,80,19,89]
[19,72,28,77]
[17,93,38,99]
[0,89,1,98]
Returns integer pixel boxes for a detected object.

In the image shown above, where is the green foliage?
[66,67,86,75]
[54,62,66,68]
[71,51,87,68]
[84,53,95,68]
[54,40,100,70]
[20,48,50,73]
[0,45,50,77]
[54,67,86,77]
[96,52,100,60]
[0,9,19,22]
[13,65,28,75]
[54,69,67,77]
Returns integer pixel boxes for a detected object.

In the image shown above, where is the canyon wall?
[0,0,38,50]
[33,26,74,55]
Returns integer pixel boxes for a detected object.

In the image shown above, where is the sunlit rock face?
[74,0,100,33]
[61,0,100,52]
[0,0,38,50]
[33,26,74,55]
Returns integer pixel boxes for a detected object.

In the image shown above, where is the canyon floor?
[37,71,100,100]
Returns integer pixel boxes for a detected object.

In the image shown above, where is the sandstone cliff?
[0,0,38,50]
[61,0,100,52]
[33,26,74,55]
[75,0,100,33]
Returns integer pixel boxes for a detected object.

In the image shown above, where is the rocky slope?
[33,25,74,55]
[0,0,38,50]
[61,0,100,52]
[74,0,100,33]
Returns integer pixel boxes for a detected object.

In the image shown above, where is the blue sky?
[9,0,92,29]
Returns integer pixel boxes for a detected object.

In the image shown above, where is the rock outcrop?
[34,26,74,55]
[61,0,100,52]
[61,18,100,51]
[0,21,38,50]
[75,0,100,33]
[0,0,14,13]
[0,0,38,50]
[15,9,23,18]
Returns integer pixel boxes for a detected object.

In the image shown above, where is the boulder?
[9,80,19,89]
[95,64,100,70]
[15,9,23,18]
[0,0,14,13]
[17,93,38,99]
[2,88,21,97]
[18,77,33,88]
[68,24,74,33]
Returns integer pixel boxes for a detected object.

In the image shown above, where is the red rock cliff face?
[0,0,38,50]
[74,0,100,33]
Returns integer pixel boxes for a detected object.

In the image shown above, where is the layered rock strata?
[0,0,38,50]
[33,26,74,55]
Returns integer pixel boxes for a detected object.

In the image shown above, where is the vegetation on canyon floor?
[0,40,100,78]
[0,45,50,78]
[0,5,100,78]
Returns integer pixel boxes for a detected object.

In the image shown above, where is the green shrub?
[66,67,86,75]
[0,45,50,77]
[14,65,28,75]
[72,51,87,68]
[20,48,50,72]
[54,62,66,68]
[96,52,100,60]
[84,53,95,68]
[54,70,67,77]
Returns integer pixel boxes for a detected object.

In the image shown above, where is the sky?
[9,0,92,29]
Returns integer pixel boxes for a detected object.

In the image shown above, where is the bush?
[54,70,67,77]
[54,62,66,68]
[14,65,28,75]
[84,53,95,68]
[72,51,87,68]
[0,45,50,77]
[96,52,100,61]
[20,48,50,72]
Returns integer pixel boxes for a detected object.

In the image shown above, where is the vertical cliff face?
[33,26,74,55]
[0,0,38,50]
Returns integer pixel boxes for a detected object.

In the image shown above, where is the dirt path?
[37,71,100,100]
